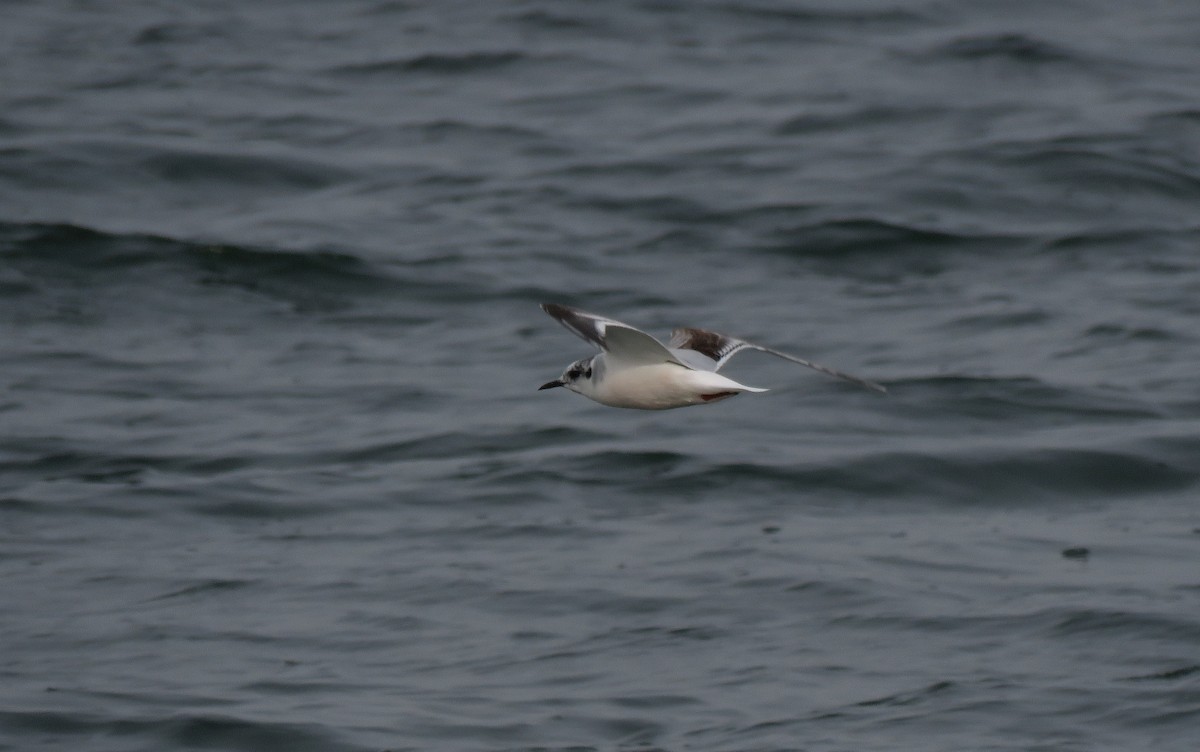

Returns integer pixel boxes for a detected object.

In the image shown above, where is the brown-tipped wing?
[541,303,685,366]
[669,327,887,393]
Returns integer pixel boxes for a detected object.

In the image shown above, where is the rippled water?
[3,2,1199,751]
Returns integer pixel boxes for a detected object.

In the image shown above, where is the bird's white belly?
[591,363,752,410]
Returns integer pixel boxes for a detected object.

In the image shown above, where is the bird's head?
[538,357,595,396]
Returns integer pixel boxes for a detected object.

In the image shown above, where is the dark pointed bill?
[538,379,564,390]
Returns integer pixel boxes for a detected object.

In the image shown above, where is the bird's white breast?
[588,362,759,410]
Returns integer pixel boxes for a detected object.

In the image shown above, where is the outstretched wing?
[669,327,887,393]
[541,303,685,366]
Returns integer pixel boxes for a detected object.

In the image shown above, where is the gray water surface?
[2,2,1199,751]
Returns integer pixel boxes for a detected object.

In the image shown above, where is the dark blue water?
[3,2,1199,750]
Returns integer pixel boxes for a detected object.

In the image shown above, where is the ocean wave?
[775,105,943,136]
[886,376,1166,421]
[330,50,529,77]
[0,138,351,193]
[1050,608,1200,642]
[924,32,1086,65]
[140,147,349,190]
[0,710,364,752]
[526,442,1195,504]
[713,1,923,28]
[0,221,479,313]
[984,140,1200,200]
[754,217,1014,259]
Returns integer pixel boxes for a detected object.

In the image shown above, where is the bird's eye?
[584,367,592,378]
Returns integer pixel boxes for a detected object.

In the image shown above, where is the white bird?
[538,303,885,410]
